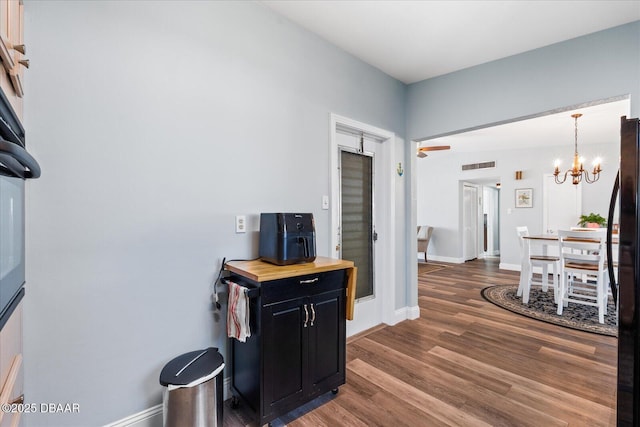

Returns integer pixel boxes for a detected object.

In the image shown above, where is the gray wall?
[407,21,640,139]
[23,1,406,425]
[409,21,640,264]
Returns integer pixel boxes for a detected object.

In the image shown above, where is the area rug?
[481,284,617,337]
[418,262,447,275]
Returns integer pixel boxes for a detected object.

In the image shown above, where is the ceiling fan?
[417,145,450,158]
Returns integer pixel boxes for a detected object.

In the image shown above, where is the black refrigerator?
[612,116,640,425]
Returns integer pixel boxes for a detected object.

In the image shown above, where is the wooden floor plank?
[348,358,495,427]
[429,345,614,425]
[351,336,517,404]
[453,312,600,355]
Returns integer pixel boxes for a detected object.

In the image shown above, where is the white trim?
[105,377,233,427]
[103,405,162,427]
[418,255,464,264]
[330,113,396,332]
[406,305,421,320]
[383,305,420,327]
[408,140,418,312]
[499,262,522,272]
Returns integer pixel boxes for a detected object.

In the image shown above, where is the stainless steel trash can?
[159,347,224,427]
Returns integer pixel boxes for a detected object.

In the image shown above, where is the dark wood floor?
[225,259,617,426]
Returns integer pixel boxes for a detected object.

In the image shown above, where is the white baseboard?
[406,305,420,320]
[104,378,233,427]
[417,254,464,264]
[499,263,521,272]
[389,305,420,325]
[104,405,162,427]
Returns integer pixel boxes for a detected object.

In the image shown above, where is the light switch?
[322,195,329,210]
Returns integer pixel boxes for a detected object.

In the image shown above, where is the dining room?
[416,97,629,271]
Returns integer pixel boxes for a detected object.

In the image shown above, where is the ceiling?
[262,1,636,156]
[262,0,640,85]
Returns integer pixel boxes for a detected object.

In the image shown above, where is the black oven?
[0,175,25,325]
[0,89,40,329]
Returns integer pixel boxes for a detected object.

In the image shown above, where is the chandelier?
[553,113,601,185]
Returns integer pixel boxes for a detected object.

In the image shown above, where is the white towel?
[227,281,251,342]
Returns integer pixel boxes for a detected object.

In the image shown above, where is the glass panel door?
[340,150,374,299]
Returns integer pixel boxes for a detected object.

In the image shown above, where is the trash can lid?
[160,347,224,387]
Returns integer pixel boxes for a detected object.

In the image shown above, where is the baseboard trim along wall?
[391,305,420,324]
[406,305,420,320]
[103,404,162,427]
[105,378,234,427]
[499,263,521,271]
[417,255,464,264]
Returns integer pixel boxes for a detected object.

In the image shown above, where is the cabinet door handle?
[300,277,319,285]
[9,394,24,405]
[12,44,25,55]
[303,304,309,328]
[310,303,316,327]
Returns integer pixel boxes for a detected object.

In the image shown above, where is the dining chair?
[516,226,560,304]
[556,229,608,324]
[417,225,434,262]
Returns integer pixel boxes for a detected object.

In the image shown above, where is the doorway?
[460,179,501,262]
[412,96,628,424]
[330,114,396,336]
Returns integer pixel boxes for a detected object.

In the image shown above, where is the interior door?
[336,130,382,333]
[340,149,374,300]
[482,186,500,256]
[331,115,396,336]
[462,184,479,261]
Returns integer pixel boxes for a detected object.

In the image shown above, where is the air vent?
[462,161,496,171]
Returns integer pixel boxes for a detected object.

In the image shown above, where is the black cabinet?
[230,268,347,426]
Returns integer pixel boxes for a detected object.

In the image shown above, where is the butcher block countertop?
[225,256,354,282]
[226,256,358,321]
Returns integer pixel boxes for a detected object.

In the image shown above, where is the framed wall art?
[515,188,533,208]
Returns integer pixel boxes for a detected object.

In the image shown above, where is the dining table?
[520,232,619,295]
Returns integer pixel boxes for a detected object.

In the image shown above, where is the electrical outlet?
[235,215,246,233]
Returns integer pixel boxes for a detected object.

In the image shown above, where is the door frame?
[330,113,396,335]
